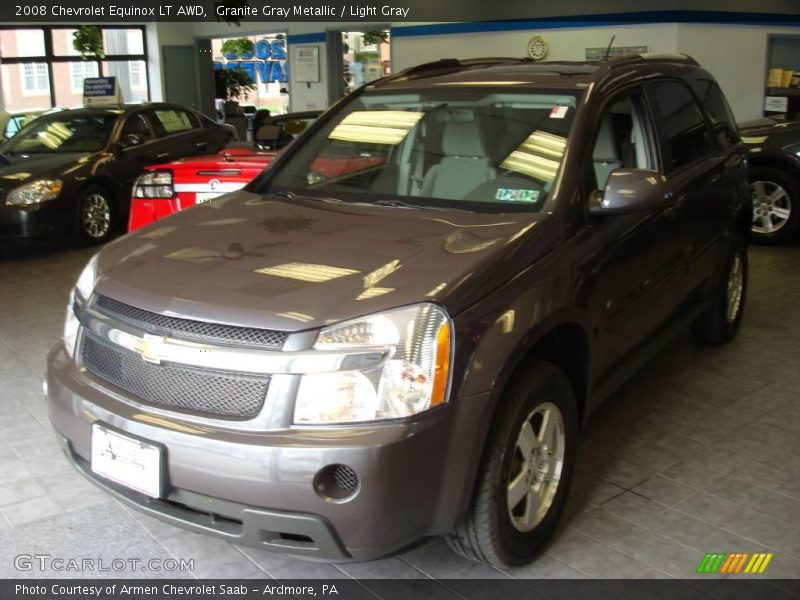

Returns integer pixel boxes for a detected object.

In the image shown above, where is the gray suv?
[47,55,749,567]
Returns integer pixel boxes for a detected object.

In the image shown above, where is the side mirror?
[589,169,673,215]
[118,133,144,150]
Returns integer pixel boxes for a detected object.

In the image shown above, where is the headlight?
[294,303,451,425]
[133,170,173,199]
[64,254,99,358]
[74,253,99,302]
[63,291,80,359]
[5,179,63,206]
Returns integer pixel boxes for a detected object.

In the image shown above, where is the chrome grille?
[80,331,269,419]
[94,295,287,349]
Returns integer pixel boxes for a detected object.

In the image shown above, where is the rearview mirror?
[118,133,144,149]
[589,169,673,215]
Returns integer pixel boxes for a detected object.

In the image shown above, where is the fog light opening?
[314,464,360,503]
[260,531,315,547]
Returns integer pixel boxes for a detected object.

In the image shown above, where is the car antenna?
[603,35,616,61]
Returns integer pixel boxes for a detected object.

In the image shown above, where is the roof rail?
[388,57,527,80]
[610,53,700,67]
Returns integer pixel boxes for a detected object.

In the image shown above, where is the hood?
[738,118,800,139]
[94,191,553,332]
[0,152,88,190]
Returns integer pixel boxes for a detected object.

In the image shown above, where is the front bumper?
[0,198,73,242]
[46,344,491,561]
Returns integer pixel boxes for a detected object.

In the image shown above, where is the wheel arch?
[77,176,117,199]
[747,153,800,182]
[522,322,591,423]
[445,315,592,551]
[484,312,593,428]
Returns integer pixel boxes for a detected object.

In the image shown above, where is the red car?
[129,111,323,232]
[129,147,276,231]
[129,148,389,231]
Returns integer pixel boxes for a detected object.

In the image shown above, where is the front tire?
[75,185,114,245]
[447,360,578,567]
[691,238,747,345]
[750,166,799,245]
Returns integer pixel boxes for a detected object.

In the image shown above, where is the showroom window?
[128,61,142,88]
[0,26,149,112]
[70,62,99,93]
[211,33,289,114]
[22,63,49,93]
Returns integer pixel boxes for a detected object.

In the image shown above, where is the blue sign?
[83,77,116,97]
[213,39,288,84]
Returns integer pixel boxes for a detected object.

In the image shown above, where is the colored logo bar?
[696,552,773,574]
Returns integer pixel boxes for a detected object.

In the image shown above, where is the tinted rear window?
[152,109,195,136]
[653,80,714,171]
[696,79,739,150]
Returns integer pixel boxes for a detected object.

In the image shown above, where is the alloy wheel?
[506,401,565,532]
[751,180,792,235]
[82,193,111,240]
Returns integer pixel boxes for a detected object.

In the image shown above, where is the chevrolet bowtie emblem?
[133,334,165,364]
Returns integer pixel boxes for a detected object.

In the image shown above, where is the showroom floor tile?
[1,241,799,584]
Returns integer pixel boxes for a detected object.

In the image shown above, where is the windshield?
[2,113,118,154]
[263,88,581,212]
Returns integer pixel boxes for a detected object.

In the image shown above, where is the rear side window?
[652,80,714,171]
[696,79,739,150]
[150,109,196,137]
[121,113,155,143]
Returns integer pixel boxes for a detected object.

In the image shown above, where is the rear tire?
[749,166,799,245]
[446,360,578,567]
[691,238,747,345]
[74,185,114,245]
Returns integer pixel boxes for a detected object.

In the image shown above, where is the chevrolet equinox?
[47,55,750,567]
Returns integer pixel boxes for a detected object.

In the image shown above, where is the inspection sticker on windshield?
[550,106,570,119]
[495,188,541,203]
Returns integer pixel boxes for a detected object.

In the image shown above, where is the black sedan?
[740,116,800,244]
[0,104,235,245]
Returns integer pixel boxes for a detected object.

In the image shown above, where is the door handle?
[195,141,207,148]
[156,152,170,159]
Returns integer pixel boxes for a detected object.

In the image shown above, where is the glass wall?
[211,33,289,114]
[0,26,148,112]
[341,31,391,95]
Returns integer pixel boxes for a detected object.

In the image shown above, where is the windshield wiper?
[276,192,451,212]
[273,191,344,203]
[372,199,448,211]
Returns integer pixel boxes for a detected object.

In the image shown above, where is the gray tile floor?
[0,241,799,586]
